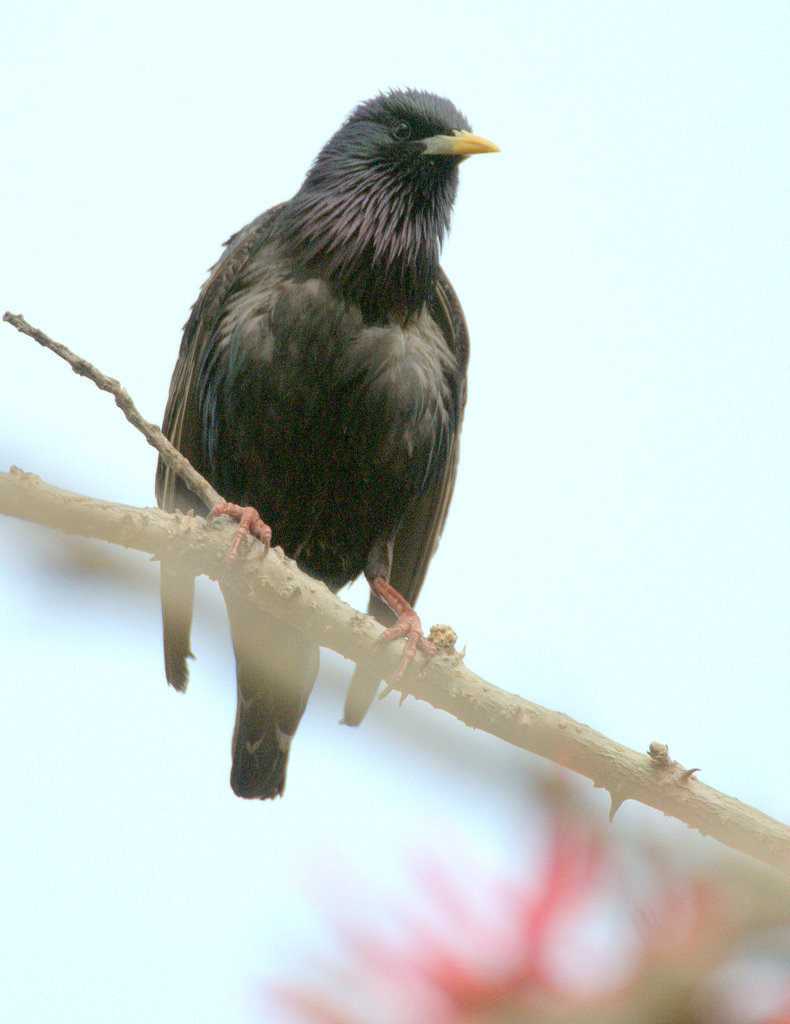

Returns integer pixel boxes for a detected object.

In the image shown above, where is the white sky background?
[1,2,788,1022]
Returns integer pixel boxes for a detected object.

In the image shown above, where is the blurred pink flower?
[273,801,790,1024]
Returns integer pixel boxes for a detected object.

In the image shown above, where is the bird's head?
[282,89,498,323]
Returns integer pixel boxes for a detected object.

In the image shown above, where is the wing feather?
[155,206,284,689]
[155,206,285,514]
[343,267,469,723]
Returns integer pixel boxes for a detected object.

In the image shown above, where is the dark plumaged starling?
[155,89,498,799]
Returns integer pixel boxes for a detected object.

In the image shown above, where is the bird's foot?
[208,502,272,561]
[370,577,436,681]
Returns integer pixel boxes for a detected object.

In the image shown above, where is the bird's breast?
[203,271,455,505]
[335,307,454,454]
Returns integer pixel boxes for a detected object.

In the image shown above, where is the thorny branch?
[3,311,790,876]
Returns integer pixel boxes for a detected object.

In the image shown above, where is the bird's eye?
[391,121,412,141]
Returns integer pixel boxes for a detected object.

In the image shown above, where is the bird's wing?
[155,205,285,515]
[390,267,469,607]
[155,206,284,691]
[343,268,469,723]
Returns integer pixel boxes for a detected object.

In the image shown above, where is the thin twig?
[2,311,221,509]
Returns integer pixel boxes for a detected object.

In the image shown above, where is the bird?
[155,88,497,799]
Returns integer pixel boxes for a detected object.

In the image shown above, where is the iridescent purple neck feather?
[280,89,471,324]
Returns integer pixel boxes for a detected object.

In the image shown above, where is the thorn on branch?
[609,790,626,821]
[648,741,700,785]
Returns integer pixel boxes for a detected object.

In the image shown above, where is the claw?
[370,576,436,681]
[379,611,437,680]
[208,502,272,561]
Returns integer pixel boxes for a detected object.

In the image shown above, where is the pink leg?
[207,502,272,561]
[370,576,436,680]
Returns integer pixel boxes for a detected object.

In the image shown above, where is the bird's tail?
[160,559,196,692]
[223,586,319,799]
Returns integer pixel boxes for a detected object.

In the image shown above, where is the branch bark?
[3,311,790,877]
[2,467,789,876]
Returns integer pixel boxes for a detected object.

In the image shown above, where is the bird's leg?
[207,502,272,561]
[368,576,437,681]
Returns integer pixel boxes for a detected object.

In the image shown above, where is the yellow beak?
[421,129,500,157]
